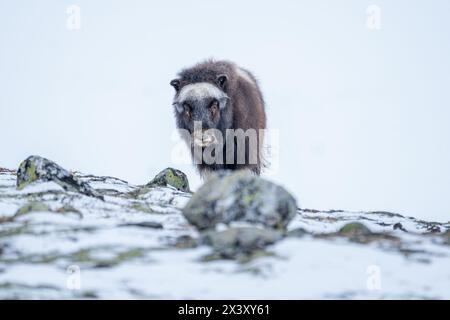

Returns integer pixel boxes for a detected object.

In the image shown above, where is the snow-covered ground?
[1,168,449,299]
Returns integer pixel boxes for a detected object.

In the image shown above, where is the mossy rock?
[338,222,372,237]
[146,168,190,192]
[16,155,103,200]
[16,159,38,190]
[182,170,297,230]
[71,248,144,268]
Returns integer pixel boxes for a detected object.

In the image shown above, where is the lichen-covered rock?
[146,167,190,192]
[173,235,199,249]
[201,227,283,258]
[332,222,400,244]
[16,156,103,200]
[182,170,298,230]
[338,222,372,236]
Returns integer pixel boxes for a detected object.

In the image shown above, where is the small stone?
[182,170,297,230]
[426,224,441,233]
[393,222,407,232]
[146,168,190,192]
[338,222,372,237]
[16,156,103,200]
[174,235,198,248]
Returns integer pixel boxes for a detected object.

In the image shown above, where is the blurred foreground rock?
[182,170,297,230]
[0,156,449,299]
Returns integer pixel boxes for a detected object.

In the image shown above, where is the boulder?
[16,155,103,200]
[182,170,298,230]
[146,167,190,193]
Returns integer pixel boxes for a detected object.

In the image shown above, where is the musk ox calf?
[170,60,266,177]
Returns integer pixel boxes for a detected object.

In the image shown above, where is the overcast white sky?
[1,1,449,222]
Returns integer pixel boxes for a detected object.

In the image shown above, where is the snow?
[0,170,449,299]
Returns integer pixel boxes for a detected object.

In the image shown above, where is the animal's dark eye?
[216,74,227,89]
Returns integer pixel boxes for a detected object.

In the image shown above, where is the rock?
[338,222,372,237]
[201,227,283,258]
[16,156,103,200]
[334,222,399,244]
[182,170,298,230]
[393,222,407,232]
[173,235,199,249]
[13,202,83,220]
[426,224,441,233]
[146,168,190,192]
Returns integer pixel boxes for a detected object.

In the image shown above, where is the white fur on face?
[175,82,228,104]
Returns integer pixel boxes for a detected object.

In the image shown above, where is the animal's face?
[170,75,231,146]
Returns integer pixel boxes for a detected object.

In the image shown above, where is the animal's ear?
[170,79,181,92]
[216,74,228,90]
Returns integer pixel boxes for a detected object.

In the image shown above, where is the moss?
[338,222,372,236]
[0,225,29,238]
[131,202,155,214]
[200,253,223,262]
[56,205,80,213]
[16,160,38,190]
[15,202,51,216]
[71,249,91,263]
[242,191,257,206]
[443,230,450,245]
[0,282,59,291]
[147,168,190,192]
[0,252,60,265]
[236,250,275,264]
[125,187,150,199]
[80,291,98,299]
[71,248,145,268]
